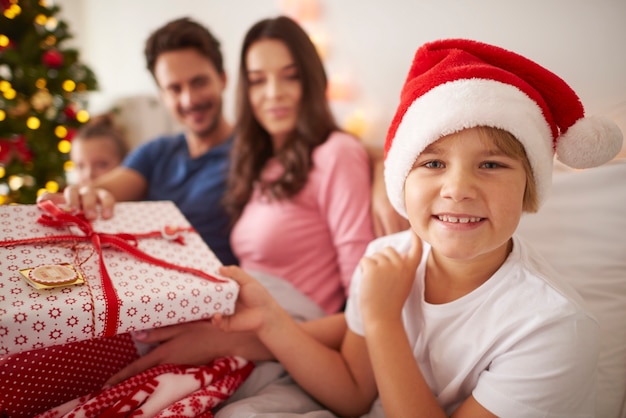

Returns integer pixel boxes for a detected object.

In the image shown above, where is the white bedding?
[217,159,626,418]
[517,159,626,418]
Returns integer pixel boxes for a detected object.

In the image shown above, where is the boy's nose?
[440,169,477,202]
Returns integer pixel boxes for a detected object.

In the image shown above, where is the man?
[42,17,405,265]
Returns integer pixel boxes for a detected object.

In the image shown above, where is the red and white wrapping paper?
[0,201,238,356]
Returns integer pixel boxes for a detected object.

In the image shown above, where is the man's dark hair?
[144,17,224,77]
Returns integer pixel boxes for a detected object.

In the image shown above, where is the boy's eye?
[481,161,503,169]
[424,160,445,169]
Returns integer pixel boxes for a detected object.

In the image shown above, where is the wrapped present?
[0,200,238,356]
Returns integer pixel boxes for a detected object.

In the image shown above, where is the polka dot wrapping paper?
[0,201,239,356]
[0,332,140,417]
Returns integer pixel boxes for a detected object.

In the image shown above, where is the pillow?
[517,159,626,418]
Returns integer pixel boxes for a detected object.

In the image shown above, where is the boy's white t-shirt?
[346,231,599,418]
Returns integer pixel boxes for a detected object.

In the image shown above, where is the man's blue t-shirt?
[123,133,237,265]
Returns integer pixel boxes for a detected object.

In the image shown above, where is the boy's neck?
[424,239,513,304]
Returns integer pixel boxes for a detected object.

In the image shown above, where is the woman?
[223,16,374,314]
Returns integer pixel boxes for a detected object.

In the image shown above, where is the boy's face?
[154,48,226,140]
[404,127,526,263]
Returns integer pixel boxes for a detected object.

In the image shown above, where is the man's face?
[154,48,226,139]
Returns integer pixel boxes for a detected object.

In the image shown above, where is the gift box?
[0,200,238,356]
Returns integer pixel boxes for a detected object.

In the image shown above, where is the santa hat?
[385,38,623,217]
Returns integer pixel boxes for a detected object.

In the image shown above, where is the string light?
[64,160,74,171]
[76,110,90,123]
[0,109,5,121]
[0,34,9,47]
[35,14,48,25]
[26,116,41,130]
[3,88,16,100]
[3,4,21,19]
[344,110,367,138]
[0,166,5,178]
[35,78,47,89]
[327,74,353,101]
[62,80,76,92]
[8,175,24,190]
[45,180,59,193]
[45,17,58,31]
[55,125,68,138]
[36,188,47,198]
[57,139,71,153]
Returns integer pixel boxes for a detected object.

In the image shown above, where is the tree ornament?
[42,49,63,68]
[31,90,53,112]
[8,97,30,117]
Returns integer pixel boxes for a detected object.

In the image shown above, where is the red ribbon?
[0,200,227,339]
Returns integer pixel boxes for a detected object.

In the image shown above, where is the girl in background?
[69,113,129,185]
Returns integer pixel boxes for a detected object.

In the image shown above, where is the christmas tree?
[0,0,98,204]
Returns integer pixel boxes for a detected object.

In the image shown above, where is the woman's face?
[246,39,302,150]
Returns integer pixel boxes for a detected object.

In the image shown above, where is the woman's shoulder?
[317,131,364,152]
[313,131,368,162]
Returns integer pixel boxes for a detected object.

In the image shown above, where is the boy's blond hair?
[477,127,538,213]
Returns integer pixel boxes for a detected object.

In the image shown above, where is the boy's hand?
[359,231,422,325]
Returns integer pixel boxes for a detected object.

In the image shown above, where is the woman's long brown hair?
[222,16,339,223]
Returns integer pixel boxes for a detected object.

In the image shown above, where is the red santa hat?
[384,38,623,217]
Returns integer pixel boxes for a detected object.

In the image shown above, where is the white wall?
[57,0,626,152]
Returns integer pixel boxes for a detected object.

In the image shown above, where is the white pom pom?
[556,116,624,169]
